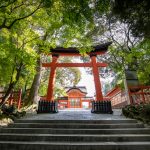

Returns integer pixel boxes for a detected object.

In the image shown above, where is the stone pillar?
[124,70,139,105]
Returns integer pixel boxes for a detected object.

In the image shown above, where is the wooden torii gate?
[37,42,113,113]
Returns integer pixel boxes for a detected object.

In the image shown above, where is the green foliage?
[54,86,67,98]
[38,83,47,96]
[101,17,150,86]
[0,0,149,106]
[0,26,37,88]
[1,104,17,115]
[94,0,110,15]
[1,104,26,121]
[61,0,93,25]
[112,0,150,38]
[0,0,42,30]
[122,104,150,124]
[135,39,150,85]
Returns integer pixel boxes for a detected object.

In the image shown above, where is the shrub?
[1,104,17,115]
[0,104,26,121]
[122,103,150,124]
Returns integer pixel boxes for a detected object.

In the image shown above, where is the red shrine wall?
[105,86,150,108]
[105,87,128,108]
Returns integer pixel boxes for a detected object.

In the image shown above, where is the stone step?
[1,118,149,150]
[0,133,150,142]
[0,141,150,150]
[9,123,144,128]
[15,119,137,124]
[1,128,150,134]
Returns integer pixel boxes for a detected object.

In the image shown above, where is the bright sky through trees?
[77,67,114,97]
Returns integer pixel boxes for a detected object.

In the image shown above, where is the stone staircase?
[0,119,150,150]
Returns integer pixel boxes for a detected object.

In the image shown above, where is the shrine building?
[56,86,93,109]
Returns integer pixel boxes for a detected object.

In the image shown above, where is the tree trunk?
[25,32,47,106]
[26,56,42,106]
[0,82,15,107]
[0,63,23,107]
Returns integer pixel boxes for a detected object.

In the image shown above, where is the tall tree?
[112,0,150,38]
[93,13,150,86]
[0,0,44,30]
[0,25,37,106]
[0,0,97,106]
[22,0,95,105]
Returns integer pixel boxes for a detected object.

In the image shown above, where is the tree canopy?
[0,0,149,106]
[112,0,150,38]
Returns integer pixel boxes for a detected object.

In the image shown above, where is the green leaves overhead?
[0,0,43,30]
[61,0,93,23]
[0,0,150,100]
[0,27,37,86]
[112,0,150,38]
[0,0,102,101]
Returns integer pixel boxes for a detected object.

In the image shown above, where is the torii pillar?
[37,54,59,113]
[90,54,112,114]
[90,54,103,101]
[47,54,59,101]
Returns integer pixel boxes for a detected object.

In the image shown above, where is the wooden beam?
[42,62,108,68]
[96,62,108,67]
[42,63,91,67]
[48,51,106,56]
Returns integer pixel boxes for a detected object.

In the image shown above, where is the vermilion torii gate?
[37,42,113,113]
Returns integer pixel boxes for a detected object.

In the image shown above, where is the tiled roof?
[65,86,87,94]
[50,42,112,54]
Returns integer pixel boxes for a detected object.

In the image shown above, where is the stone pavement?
[23,108,127,120]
